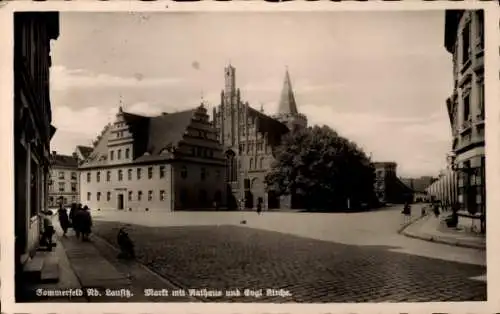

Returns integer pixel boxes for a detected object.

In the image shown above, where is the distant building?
[426,169,459,206]
[400,176,435,202]
[48,151,80,207]
[373,162,413,204]
[444,10,485,215]
[74,145,93,163]
[213,64,308,210]
[13,12,59,291]
[79,105,226,211]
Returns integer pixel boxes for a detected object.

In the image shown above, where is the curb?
[398,212,486,251]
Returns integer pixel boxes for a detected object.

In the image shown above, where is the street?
[91,204,486,302]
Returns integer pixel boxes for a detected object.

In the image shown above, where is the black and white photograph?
[3,3,496,310]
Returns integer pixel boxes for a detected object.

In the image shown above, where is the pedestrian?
[403,202,411,223]
[69,203,77,228]
[256,199,262,215]
[433,201,440,218]
[41,210,55,250]
[117,227,135,259]
[57,204,70,236]
[77,205,93,242]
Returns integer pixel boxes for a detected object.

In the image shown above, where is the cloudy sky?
[50,11,453,178]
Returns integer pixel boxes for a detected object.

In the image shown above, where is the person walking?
[57,204,70,236]
[78,205,93,242]
[256,199,262,215]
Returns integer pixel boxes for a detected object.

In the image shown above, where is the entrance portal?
[117,194,124,210]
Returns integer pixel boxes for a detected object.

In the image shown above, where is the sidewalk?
[400,213,486,250]
[53,215,194,302]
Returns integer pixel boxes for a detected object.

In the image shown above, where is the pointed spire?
[277,67,298,115]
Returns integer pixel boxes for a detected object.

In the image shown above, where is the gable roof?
[79,108,199,168]
[51,153,78,169]
[75,145,93,159]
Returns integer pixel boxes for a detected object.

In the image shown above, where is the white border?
[1,1,499,314]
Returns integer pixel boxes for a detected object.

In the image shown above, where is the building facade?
[14,12,59,285]
[212,65,308,210]
[426,169,459,206]
[373,162,413,204]
[48,151,80,207]
[79,105,227,211]
[444,10,485,216]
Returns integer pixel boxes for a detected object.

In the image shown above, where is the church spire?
[277,67,298,115]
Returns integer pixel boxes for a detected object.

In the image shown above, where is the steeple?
[277,67,298,115]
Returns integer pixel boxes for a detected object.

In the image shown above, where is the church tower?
[273,68,307,131]
[219,64,243,148]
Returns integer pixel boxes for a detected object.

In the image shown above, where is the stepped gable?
[80,108,199,168]
[135,108,198,163]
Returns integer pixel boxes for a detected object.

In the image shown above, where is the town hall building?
[212,64,308,210]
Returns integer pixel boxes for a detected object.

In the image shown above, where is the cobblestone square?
[92,221,486,303]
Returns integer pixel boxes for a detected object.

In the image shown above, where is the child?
[41,210,55,250]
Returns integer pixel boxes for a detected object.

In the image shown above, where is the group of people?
[57,203,93,241]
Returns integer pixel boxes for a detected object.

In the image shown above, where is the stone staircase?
[22,245,60,284]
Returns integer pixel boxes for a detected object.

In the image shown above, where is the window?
[137,168,142,180]
[125,148,130,159]
[148,190,153,201]
[71,182,77,192]
[107,191,111,201]
[249,158,253,169]
[59,182,65,192]
[118,170,123,181]
[464,94,471,122]
[117,149,122,160]
[96,171,101,182]
[128,169,132,180]
[260,157,264,169]
[160,190,165,201]
[201,168,206,181]
[138,191,142,201]
[462,23,470,65]
[87,172,91,183]
[71,172,77,180]
[160,166,165,178]
[110,150,114,161]
[478,11,484,50]
[106,171,111,182]
[128,191,132,201]
[97,192,101,201]
[181,166,188,179]
[87,192,91,201]
[478,82,485,118]
[148,167,153,179]
[58,171,64,179]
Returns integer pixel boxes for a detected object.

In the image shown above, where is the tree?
[265,125,376,211]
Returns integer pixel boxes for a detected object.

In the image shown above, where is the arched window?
[225,150,237,182]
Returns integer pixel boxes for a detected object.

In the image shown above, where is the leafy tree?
[265,125,376,211]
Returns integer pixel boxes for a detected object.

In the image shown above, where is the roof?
[246,105,290,145]
[51,154,78,169]
[277,69,299,115]
[80,108,200,168]
[76,145,93,159]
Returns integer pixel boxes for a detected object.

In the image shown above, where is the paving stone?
[93,222,487,303]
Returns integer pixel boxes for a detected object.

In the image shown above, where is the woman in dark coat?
[78,205,93,242]
[57,204,70,236]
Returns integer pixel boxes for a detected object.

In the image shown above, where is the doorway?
[117,194,124,210]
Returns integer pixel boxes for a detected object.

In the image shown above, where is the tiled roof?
[76,145,93,159]
[80,108,199,168]
[51,154,78,168]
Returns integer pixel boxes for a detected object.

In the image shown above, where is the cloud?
[300,104,451,177]
[50,65,185,91]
